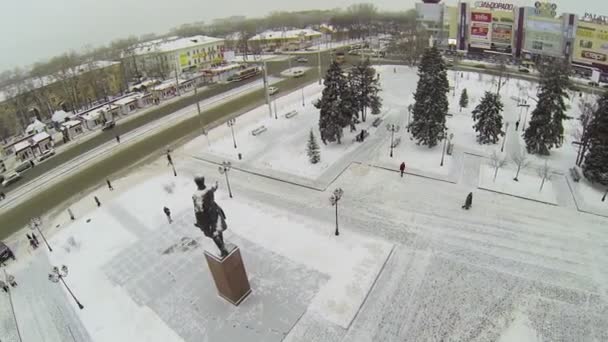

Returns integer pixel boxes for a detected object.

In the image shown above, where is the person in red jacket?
[399,162,406,178]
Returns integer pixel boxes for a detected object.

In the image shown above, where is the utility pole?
[318,44,322,85]
[174,54,181,96]
[263,61,272,117]
[195,85,203,134]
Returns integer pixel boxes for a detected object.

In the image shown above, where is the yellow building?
[248,29,322,52]
[573,21,608,70]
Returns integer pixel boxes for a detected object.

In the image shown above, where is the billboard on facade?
[573,22,608,66]
[492,23,513,46]
[523,16,563,56]
[470,11,492,48]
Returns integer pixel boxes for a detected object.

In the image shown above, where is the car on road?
[293,70,305,78]
[15,160,34,173]
[38,149,56,162]
[102,120,116,131]
[518,67,530,73]
[296,57,308,63]
[589,81,600,87]
[268,86,279,95]
[0,241,16,264]
[2,172,21,187]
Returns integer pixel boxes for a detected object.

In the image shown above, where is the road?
[0,50,339,238]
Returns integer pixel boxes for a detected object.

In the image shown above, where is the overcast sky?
[0,0,603,72]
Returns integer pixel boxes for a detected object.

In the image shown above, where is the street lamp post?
[218,161,233,198]
[501,122,510,152]
[227,118,237,149]
[440,132,453,167]
[195,85,203,135]
[29,217,52,252]
[329,188,344,236]
[273,99,278,120]
[317,44,322,85]
[521,105,531,131]
[407,105,413,132]
[301,87,305,107]
[386,124,400,158]
[263,60,272,118]
[49,265,84,310]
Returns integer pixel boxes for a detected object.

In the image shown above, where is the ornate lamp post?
[48,265,84,310]
[29,217,52,252]
[329,188,344,236]
[218,161,233,198]
[386,124,400,158]
[227,118,237,149]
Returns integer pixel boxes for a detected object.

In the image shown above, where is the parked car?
[268,86,279,95]
[518,67,530,73]
[2,172,21,187]
[38,149,56,162]
[102,120,116,131]
[15,160,34,173]
[0,241,16,264]
[296,57,308,63]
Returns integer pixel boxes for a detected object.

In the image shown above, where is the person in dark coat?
[68,208,75,220]
[0,280,8,292]
[166,150,173,166]
[163,206,172,223]
[462,192,473,210]
[94,196,101,207]
[27,234,37,249]
[31,233,40,246]
[0,192,5,200]
[115,135,121,143]
[399,162,406,178]
[515,120,520,131]
[106,179,114,191]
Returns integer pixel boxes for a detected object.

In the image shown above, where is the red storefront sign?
[471,23,490,37]
[471,12,492,23]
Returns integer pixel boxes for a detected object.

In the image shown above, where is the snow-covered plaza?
[2,65,608,342]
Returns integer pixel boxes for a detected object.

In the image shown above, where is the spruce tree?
[582,92,608,186]
[307,129,321,164]
[524,59,572,155]
[353,58,382,122]
[472,91,504,144]
[459,88,469,112]
[316,62,348,144]
[408,46,449,147]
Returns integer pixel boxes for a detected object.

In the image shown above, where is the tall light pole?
[49,265,84,310]
[501,122,510,152]
[329,188,344,236]
[29,217,52,252]
[227,118,237,149]
[407,104,413,132]
[440,132,453,167]
[386,124,400,158]
[521,104,531,131]
[263,61,272,118]
[273,98,278,119]
[3,270,23,342]
[218,161,233,198]
[301,87,305,107]
[318,43,322,85]
[195,85,203,135]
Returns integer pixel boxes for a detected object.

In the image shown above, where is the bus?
[227,66,261,82]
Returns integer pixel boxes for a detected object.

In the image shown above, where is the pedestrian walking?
[515,120,520,131]
[0,192,5,200]
[6,274,17,287]
[106,179,114,191]
[462,192,473,210]
[94,196,101,207]
[31,233,40,247]
[166,150,173,166]
[0,280,8,293]
[27,234,37,249]
[399,162,406,178]
[163,206,172,223]
[115,135,121,143]
[68,208,75,221]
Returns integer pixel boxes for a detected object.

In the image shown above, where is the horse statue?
[192,176,229,257]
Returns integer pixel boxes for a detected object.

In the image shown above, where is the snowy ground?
[3,64,608,342]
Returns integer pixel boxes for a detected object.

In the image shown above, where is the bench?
[372,117,382,127]
[251,126,267,136]
[284,110,298,119]
[391,137,401,148]
[569,167,581,182]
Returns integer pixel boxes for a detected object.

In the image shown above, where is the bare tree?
[490,150,508,182]
[511,147,529,182]
[573,95,598,166]
[537,160,552,192]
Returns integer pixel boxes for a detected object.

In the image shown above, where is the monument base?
[204,245,252,306]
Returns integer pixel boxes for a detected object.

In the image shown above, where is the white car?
[268,86,279,95]
[292,70,305,78]
[38,149,56,162]
[2,172,21,187]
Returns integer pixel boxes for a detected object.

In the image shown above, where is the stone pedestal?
[204,245,251,306]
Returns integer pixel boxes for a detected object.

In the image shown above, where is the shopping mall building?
[416,0,608,74]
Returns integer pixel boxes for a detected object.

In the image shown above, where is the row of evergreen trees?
[316,59,382,145]
[582,93,608,186]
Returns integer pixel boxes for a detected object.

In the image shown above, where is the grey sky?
[0,0,604,72]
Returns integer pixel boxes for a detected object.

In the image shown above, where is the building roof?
[249,29,322,41]
[132,35,224,56]
[25,120,46,134]
[51,110,72,123]
[32,132,51,144]
[14,140,31,153]
[62,120,82,128]
[113,94,140,106]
